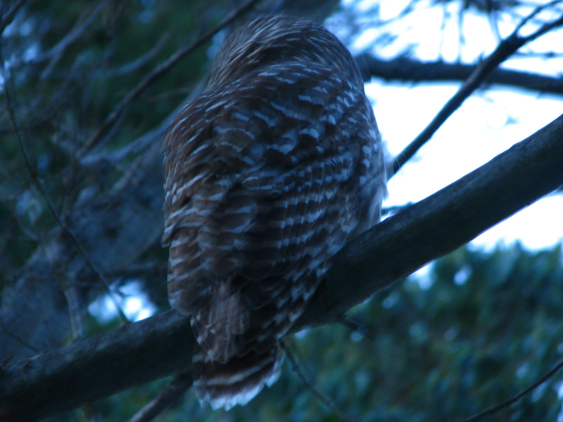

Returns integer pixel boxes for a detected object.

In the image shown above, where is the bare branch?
[40,1,108,79]
[281,341,355,422]
[338,316,376,341]
[0,320,39,354]
[0,0,29,35]
[357,55,563,96]
[309,113,563,323]
[76,0,261,158]
[513,1,563,34]
[388,6,563,179]
[126,372,192,422]
[100,34,170,77]
[457,359,563,422]
[1,45,129,324]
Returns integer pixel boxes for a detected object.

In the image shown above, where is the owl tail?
[192,342,282,410]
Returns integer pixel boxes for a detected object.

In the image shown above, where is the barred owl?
[162,15,386,410]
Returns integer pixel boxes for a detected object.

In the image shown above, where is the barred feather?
[162,15,386,410]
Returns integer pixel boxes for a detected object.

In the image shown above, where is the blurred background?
[1,0,562,420]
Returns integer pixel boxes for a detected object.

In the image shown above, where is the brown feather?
[162,15,387,410]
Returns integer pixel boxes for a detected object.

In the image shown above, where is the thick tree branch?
[2,114,562,422]
[357,55,563,96]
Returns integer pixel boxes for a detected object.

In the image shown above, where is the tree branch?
[2,113,562,422]
[281,341,355,422]
[76,0,261,158]
[387,7,563,177]
[457,358,563,422]
[0,141,165,360]
[125,372,192,422]
[356,55,563,97]
[0,0,29,36]
[301,112,563,324]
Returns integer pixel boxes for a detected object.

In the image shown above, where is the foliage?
[0,0,222,287]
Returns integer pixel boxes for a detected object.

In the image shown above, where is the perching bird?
[162,15,387,410]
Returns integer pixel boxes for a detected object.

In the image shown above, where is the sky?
[331,0,563,251]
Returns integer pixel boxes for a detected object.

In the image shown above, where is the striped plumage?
[162,15,386,410]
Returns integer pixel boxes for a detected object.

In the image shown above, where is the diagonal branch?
[40,1,108,80]
[126,372,193,422]
[0,0,29,35]
[2,113,562,422]
[303,112,563,324]
[456,358,563,422]
[76,0,261,158]
[281,341,355,422]
[387,5,563,179]
[2,77,129,325]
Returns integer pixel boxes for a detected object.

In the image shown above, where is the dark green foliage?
[0,0,225,287]
[276,244,563,422]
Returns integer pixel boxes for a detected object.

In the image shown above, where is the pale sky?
[332,0,563,251]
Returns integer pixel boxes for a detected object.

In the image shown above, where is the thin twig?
[101,33,170,77]
[513,0,563,33]
[126,372,193,422]
[41,1,107,79]
[0,320,40,353]
[77,0,260,158]
[456,359,563,422]
[0,0,29,35]
[80,75,208,167]
[19,32,170,77]
[338,316,376,341]
[62,278,85,340]
[280,341,355,422]
[387,2,563,179]
[1,56,129,325]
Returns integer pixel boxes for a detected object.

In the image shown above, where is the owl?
[162,15,386,410]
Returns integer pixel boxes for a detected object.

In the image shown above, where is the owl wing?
[162,61,385,407]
